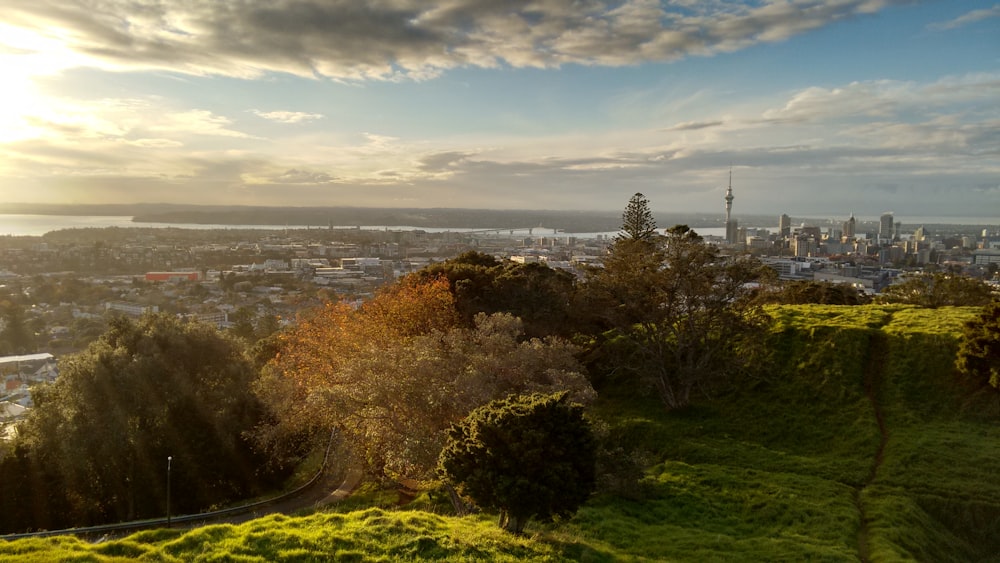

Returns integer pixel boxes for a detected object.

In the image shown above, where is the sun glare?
[0,72,45,143]
[0,23,83,143]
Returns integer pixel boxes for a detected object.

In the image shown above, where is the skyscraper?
[842,213,856,240]
[879,212,894,241]
[779,214,791,237]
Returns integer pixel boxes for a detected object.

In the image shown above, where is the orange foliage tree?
[256,277,594,480]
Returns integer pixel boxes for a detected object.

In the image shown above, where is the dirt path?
[213,463,364,526]
[856,330,890,563]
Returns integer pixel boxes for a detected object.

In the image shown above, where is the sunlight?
[0,23,82,143]
[0,71,44,143]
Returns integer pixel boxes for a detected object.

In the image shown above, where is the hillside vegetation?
[2,304,998,562]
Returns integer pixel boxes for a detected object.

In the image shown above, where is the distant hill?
[5,304,997,561]
[0,202,783,233]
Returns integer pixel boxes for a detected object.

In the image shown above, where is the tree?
[0,300,35,354]
[438,392,597,534]
[582,220,771,409]
[760,280,869,305]
[229,306,258,341]
[617,192,657,242]
[6,314,277,530]
[410,251,580,338]
[257,278,594,481]
[955,301,1000,396]
[878,272,994,307]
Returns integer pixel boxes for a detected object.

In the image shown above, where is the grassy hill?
[2,304,998,562]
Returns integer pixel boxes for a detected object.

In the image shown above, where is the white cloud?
[928,4,1000,30]
[127,138,184,148]
[252,110,324,124]
[149,109,257,138]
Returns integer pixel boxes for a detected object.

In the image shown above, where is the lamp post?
[166,455,172,528]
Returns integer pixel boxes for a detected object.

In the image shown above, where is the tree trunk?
[500,511,526,534]
[445,483,471,516]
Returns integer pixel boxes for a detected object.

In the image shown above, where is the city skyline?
[0,1,997,217]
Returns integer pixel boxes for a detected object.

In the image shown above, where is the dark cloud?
[1,0,911,79]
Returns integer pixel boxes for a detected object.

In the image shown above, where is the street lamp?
[166,455,172,528]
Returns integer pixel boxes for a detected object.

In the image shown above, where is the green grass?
[3,304,998,562]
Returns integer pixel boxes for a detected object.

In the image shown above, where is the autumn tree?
[583,219,771,409]
[3,314,277,532]
[257,278,594,481]
[438,392,597,534]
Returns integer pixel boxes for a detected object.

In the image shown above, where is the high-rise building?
[842,213,856,240]
[779,214,791,237]
[879,212,894,241]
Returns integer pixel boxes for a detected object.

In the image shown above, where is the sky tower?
[724,169,738,244]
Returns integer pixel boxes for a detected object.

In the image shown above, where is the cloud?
[928,4,1000,30]
[417,151,475,172]
[270,168,336,184]
[1,0,911,80]
[149,109,257,138]
[252,110,324,123]
[666,120,725,131]
[127,138,184,148]
[757,74,1000,126]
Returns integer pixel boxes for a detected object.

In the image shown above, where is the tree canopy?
[438,392,597,534]
[878,272,994,308]
[258,278,594,481]
[583,221,772,409]
[760,280,869,305]
[410,251,579,338]
[1,314,277,532]
[956,300,1000,394]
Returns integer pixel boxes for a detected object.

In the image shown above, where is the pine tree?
[617,192,657,242]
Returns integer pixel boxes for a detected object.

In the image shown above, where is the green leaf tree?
[956,301,1000,395]
[8,314,276,530]
[583,217,771,409]
[0,300,35,354]
[760,280,869,305]
[410,251,580,338]
[438,392,597,534]
[878,272,994,308]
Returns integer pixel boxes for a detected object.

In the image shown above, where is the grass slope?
[2,305,997,562]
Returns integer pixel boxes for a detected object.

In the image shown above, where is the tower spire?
[724,167,734,225]
[724,167,737,244]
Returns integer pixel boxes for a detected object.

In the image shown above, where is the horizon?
[0,1,998,217]
[1,202,997,233]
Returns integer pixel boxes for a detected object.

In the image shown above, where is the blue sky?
[0,1,997,220]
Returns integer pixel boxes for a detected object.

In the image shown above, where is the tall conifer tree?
[617,192,657,242]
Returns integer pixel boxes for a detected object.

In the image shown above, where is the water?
[0,214,993,238]
[0,214,624,238]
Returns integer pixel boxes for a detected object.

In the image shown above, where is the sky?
[0,1,997,219]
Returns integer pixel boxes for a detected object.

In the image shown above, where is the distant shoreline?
[0,202,995,235]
